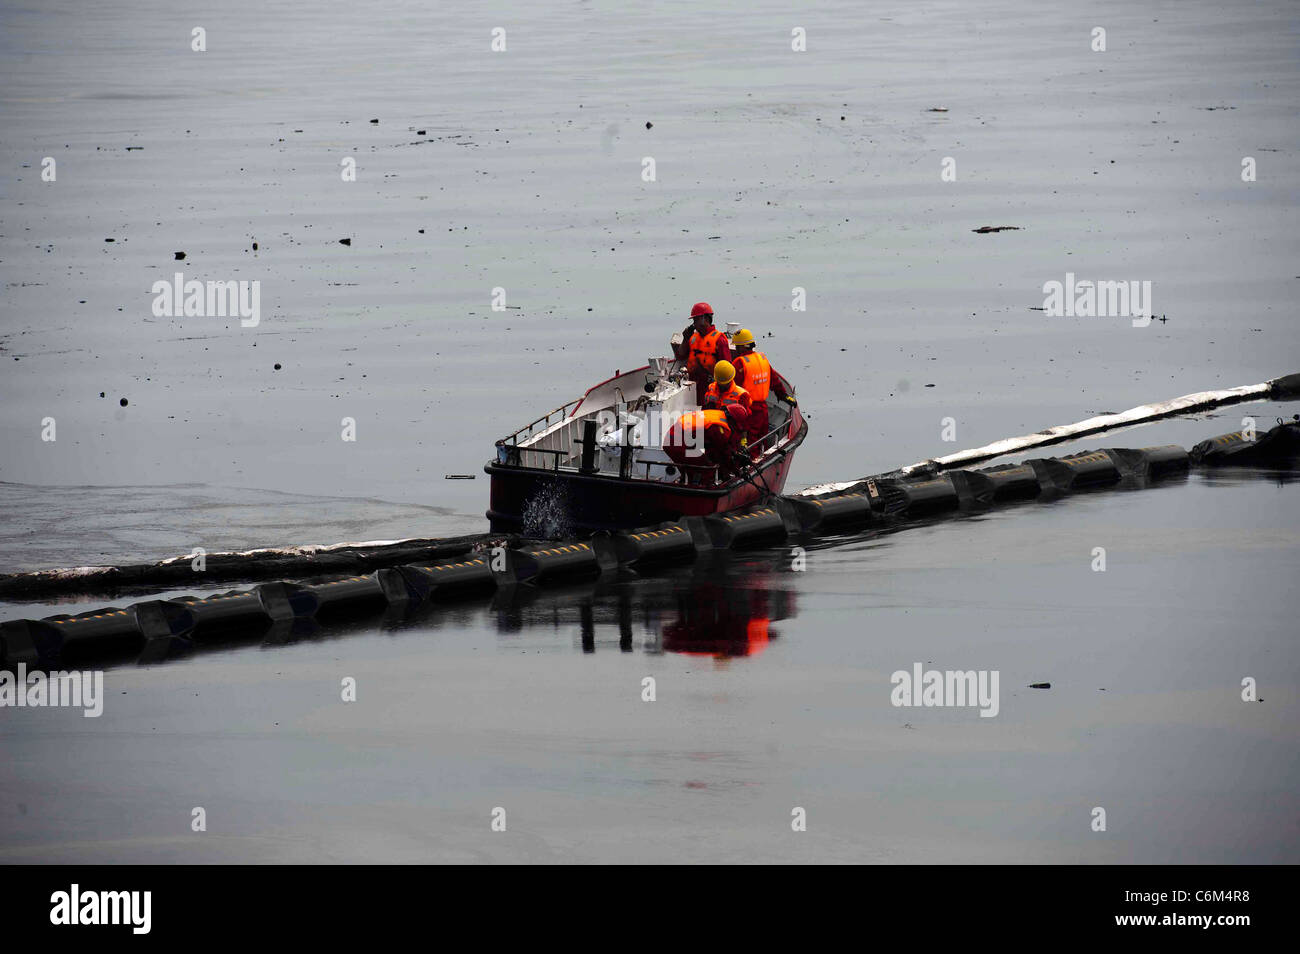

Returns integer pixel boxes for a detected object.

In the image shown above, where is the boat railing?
[497,409,793,483]
[634,458,719,485]
[750,414,788,453]
[498,398,584,448]
[494,398,586,470]
[496,444,569,471]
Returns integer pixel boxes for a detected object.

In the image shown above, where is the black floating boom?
[2,420,1298,672]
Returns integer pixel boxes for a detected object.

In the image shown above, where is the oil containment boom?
[795,370,1300,497]
[901,371,1300,476]
[3,412,1298,673]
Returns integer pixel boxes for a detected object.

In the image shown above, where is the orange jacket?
[703,381,753,426]
[669,409,731,453]
[733,351,771,402]
[684,326,729,379]
[734,349,791,402]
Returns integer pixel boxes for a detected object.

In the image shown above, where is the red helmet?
[690,302,713,319]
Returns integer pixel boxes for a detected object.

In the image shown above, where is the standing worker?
[730,328,796,450]
[674,302,731,405]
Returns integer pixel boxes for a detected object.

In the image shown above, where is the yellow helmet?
[732,328,755,349]
[713,360,735,385]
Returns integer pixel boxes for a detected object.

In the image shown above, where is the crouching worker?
[702,360,753,453]
[665,409,744,484]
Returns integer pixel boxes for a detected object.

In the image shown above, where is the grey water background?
[2,467,1297,864]
[1,0,1298,862]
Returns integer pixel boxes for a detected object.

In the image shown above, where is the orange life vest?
[686,327,724,377]
[697,408,731,433]
[704,381,752,415]
[672,409,730,448]
[734,351,771,402]
[681,408,733,434]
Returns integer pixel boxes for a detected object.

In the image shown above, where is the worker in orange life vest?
[674,302,731,405]
[702,360,752,451]
[730,328,796,450]
[663,408,735,480]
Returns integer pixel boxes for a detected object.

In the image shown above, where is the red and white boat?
[485,351,806,535]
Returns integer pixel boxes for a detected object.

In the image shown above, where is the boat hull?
[485,417,806,535]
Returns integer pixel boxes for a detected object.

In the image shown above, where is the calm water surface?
[1,466,1295,863]
[1,0,1298,863]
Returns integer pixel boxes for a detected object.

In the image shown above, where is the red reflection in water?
[662,583,792,658]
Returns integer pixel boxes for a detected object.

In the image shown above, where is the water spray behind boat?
[521,480,575,539]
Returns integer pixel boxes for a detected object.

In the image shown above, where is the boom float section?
[2,420,1297,672]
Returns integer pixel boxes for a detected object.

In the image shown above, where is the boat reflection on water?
[19,549,805,671]
[486,552,797,659]
[661,583,789,658]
